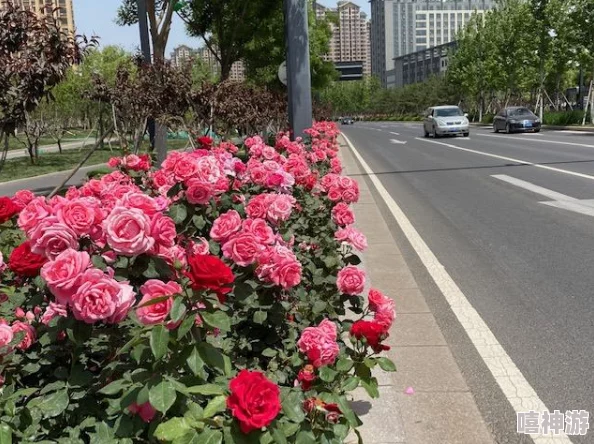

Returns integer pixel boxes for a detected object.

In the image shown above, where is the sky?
[73,0,370,55]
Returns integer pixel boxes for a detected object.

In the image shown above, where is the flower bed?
[0,122,396,443]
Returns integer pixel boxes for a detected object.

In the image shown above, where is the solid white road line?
[389,131,400,136]
[342,133,573,444]
[389,139,407,145]
[491,175,576,202]
[415,137,594,182]
[477,132,594,148]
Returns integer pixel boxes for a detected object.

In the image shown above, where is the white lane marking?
[415,137,594,182]
[491,174,576,202]
[554,130,591,134]
[389,131,400,136]
[492,175,594,218]
[342,133,573,444]
[390,139,407,145]
[477,132,594,148]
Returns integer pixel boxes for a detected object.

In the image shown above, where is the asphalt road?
[342,122,594,444]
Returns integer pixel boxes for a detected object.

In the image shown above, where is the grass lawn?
[0,139,191,183]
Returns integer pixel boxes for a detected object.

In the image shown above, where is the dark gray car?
[493,107,541,133]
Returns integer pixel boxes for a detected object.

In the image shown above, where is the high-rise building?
[316,1,372,77]
[174,45,246,82]
[371,0,496,86]
[3,0,75,35]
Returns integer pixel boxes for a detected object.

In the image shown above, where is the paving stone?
[373,346,470,392]
[367,267,419,290]
[396,392,494,444]
[387,313,447,346]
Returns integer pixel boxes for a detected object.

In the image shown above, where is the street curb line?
[340,133,573,444]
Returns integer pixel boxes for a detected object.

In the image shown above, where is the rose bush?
[0,121,396,443]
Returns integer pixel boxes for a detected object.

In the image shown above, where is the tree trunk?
[220,58,232,82]
[57,138,63,153]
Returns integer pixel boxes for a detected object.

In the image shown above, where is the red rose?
[9,241,47,277]
[186,254,234,299]
[0,197,19,224]
[297,365,316,390]
[197,136,214,149]
[227,370,281,434]
[350,320,390,353]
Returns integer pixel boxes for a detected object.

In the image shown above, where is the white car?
[423,106,470,138]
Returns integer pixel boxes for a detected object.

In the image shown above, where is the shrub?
[0,123,396,443]
[543,110,589,126]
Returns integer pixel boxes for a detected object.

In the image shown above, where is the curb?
[338,134,496,444]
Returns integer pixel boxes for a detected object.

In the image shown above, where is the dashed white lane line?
[342,133,573,444]
[415,137,594,182]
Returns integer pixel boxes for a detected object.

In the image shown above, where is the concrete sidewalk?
[340,135,495,444]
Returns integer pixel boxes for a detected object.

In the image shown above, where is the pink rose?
[41,302,67,325]
[119,192,160,217]
[136,280,182,325]
[13,189,35,208]
[368,289,395,329]
[107,282,136,324]
[271,257,302,289]
[245,195,268,219]
[12,321,36,351]
[41,249,91,305]
[0,323,14,350]
[31,221,78,260]
[335,227,367,251]
[331,203,354,227]
[297,319,339,368]
[189,238,210,256]
[194,157,222,184]
[327,187,343,202]
[242,218,275,245]
[71,269,129,324]
[103,206,154,256]
[17,197,52,235]
[210,210,242,243]
[256,246,302,289]
[266,195,296,224]
[172,157,200,182]
[186,180,213,205]
[222,233,263,267]
[336,266,365,295]
[55,199,101,236]
[150,213,176,250]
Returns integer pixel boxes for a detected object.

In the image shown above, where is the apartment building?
[170,45,246,82]
[316,1,372,77]
[2,0,75,35]
[371,0,495,86]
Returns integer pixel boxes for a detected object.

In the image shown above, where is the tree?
[0,1,92,167]
[117,0,177,61]
[242,0,337,90]
[179,0,282,81]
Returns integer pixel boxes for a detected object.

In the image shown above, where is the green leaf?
[361,378,380,399]
[312,300,327,314]
[186,347,206,378]
[335,395,362,427]
[150,325,169,360]
[154,417,192,441]
[364,357,377,369]
[280,390,305,423]
[341,376,359,392]
[201,311,231,331]
[149,380,177,414]
[174,432,201,444]
[90,422,114,444]
[377,357,397,372]
[197,429,223,444]
[192,215,206,230]
[170,297,186,322]
[261,348,277,358]
[259,431,274,444]
[253,310,267,324]
[295,431,316,444]
[198,343,232,376]
[177,315,195,339]
[170,204,188,224]
[202,395,227,418]
[36,389,69,418]
[98,379,130,396]
[279,422,300,438]
[319,366,338,382]
[184,384,224,396]
[270,426,287,444]
[0,423,12,444]
[335,358,354,372]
